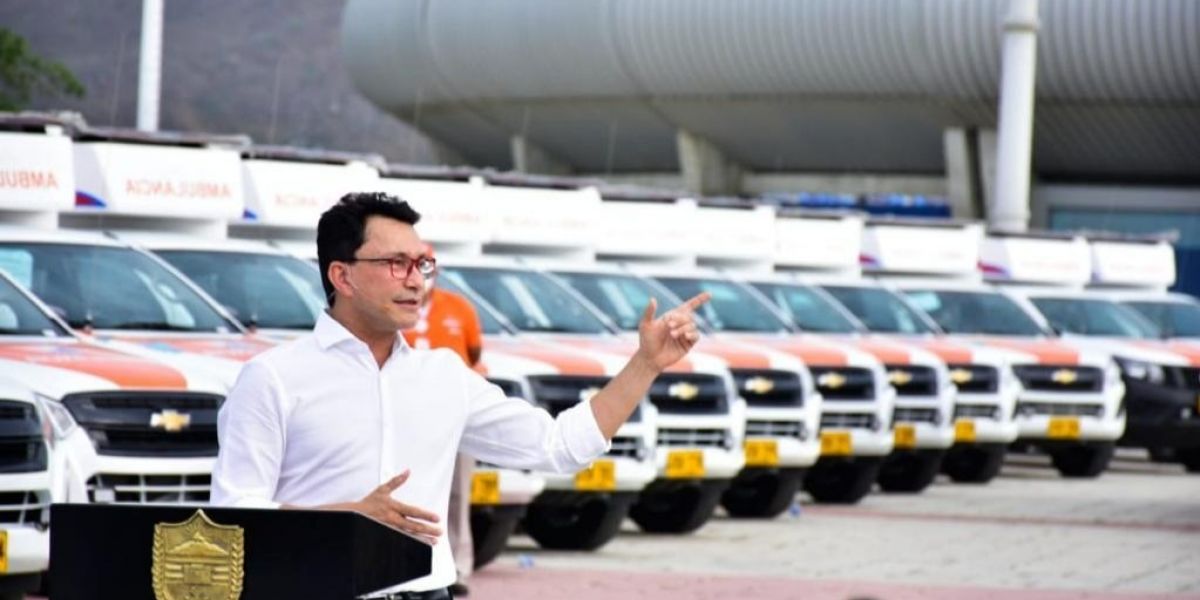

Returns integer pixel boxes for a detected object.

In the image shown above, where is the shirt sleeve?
[458,363,609,473]
[211,360,287,508]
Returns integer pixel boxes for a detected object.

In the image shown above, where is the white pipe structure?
[990,0,1040,233]
[136,0,164,131]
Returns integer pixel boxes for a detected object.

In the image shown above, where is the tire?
[0,572,40,600]
[943,444,1007,484]
[1049,442,1115,478]
[804,458,882,504]
[878,450,945,493]
[630,479,729,534]
[720,468,806,519]
[523,493,636,550]
[1147,446,1178,463]
[470,504,525,570]
[1177,448,1200,473]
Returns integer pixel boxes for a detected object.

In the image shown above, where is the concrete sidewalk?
[470,452,1200,600]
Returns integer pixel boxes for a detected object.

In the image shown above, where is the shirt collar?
[314,311,411,356]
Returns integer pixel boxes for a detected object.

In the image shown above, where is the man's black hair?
[317,192,422,306]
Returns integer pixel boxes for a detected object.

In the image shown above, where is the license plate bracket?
[955,419,977,443]
[666,450,705,479]
[1047,417,1081,440]
[575,459,617,491]
[744,439,780,467]
[820,431,853,456]
[470,471,500,505]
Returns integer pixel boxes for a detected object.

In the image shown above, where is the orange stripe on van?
[980,338,1080,366]
[752,336,850,367]
[123,336,276,363]
[844,338,913,366]
[1128,340,1200,367]
[908,338,975,365]
[484,337,608,376]
[550,337,695,373]
[0,342,188,389]
[694,340,772,369]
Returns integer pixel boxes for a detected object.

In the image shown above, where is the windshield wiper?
[521,325,588,333]
[0,328,50,336]
[258,322,315,330]
[107,322,197,331]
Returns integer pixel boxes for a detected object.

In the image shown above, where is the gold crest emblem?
[1051,369,1078,385]
[153,510,244,600]
[888,370,914,386]
[150,409,192,432]
[817,372,847,389]
[667,382,701,401]
[743,376,775,395]
[949,368,974,384]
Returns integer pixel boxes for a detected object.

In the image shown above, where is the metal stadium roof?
[343,0,1200,181]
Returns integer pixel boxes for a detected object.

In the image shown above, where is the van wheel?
[721,468,805,518]
[1049,442,1115,478]
[630,479,729,534]
[523,493,636,550]
[470,504,525,570]
[943,444,1007,483]
[1177,448,1200,473]
[804,458,882,504]
[878,450,945,493]
[1147,446,1177,463]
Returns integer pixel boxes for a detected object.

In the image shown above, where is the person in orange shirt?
[403,246,482,597]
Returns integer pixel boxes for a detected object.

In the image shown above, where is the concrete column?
[979,128,999,218]
[510,135,573,175]
[136,0,163,131]
[677,130,742,196]
[989,0,1040,232]
[944,127,982,219]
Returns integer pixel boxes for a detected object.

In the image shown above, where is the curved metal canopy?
[343,0,1200,180]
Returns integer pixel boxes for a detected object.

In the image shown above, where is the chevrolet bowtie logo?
[150,409,191,433]
[949,368,974,384]
[743,376,775,395]
[1051,369,1078,385]
[817,372,846,389]
[579,387,601,403]
[888,370,914,386]
[667,382,701,401]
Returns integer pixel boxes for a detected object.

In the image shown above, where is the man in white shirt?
[211,192,709,599]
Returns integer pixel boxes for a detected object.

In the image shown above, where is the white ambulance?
[1088,234,1200,341]
[809,279,1021,483]
[987,234,1200,473]
[0,269,227,597]
[867,223,1127,478]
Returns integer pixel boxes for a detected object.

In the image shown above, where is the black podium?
[50,504,432,600]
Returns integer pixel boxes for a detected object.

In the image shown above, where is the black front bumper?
[1120,378,1200,449]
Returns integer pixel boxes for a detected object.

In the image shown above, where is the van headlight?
[35,393,78,445]
[1114,357,1165,384]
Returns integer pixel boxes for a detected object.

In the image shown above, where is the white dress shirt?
[211,312,609,593]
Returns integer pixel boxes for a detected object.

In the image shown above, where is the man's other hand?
[356,470,442,545]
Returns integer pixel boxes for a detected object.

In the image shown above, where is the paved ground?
[469,450,1200,600]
